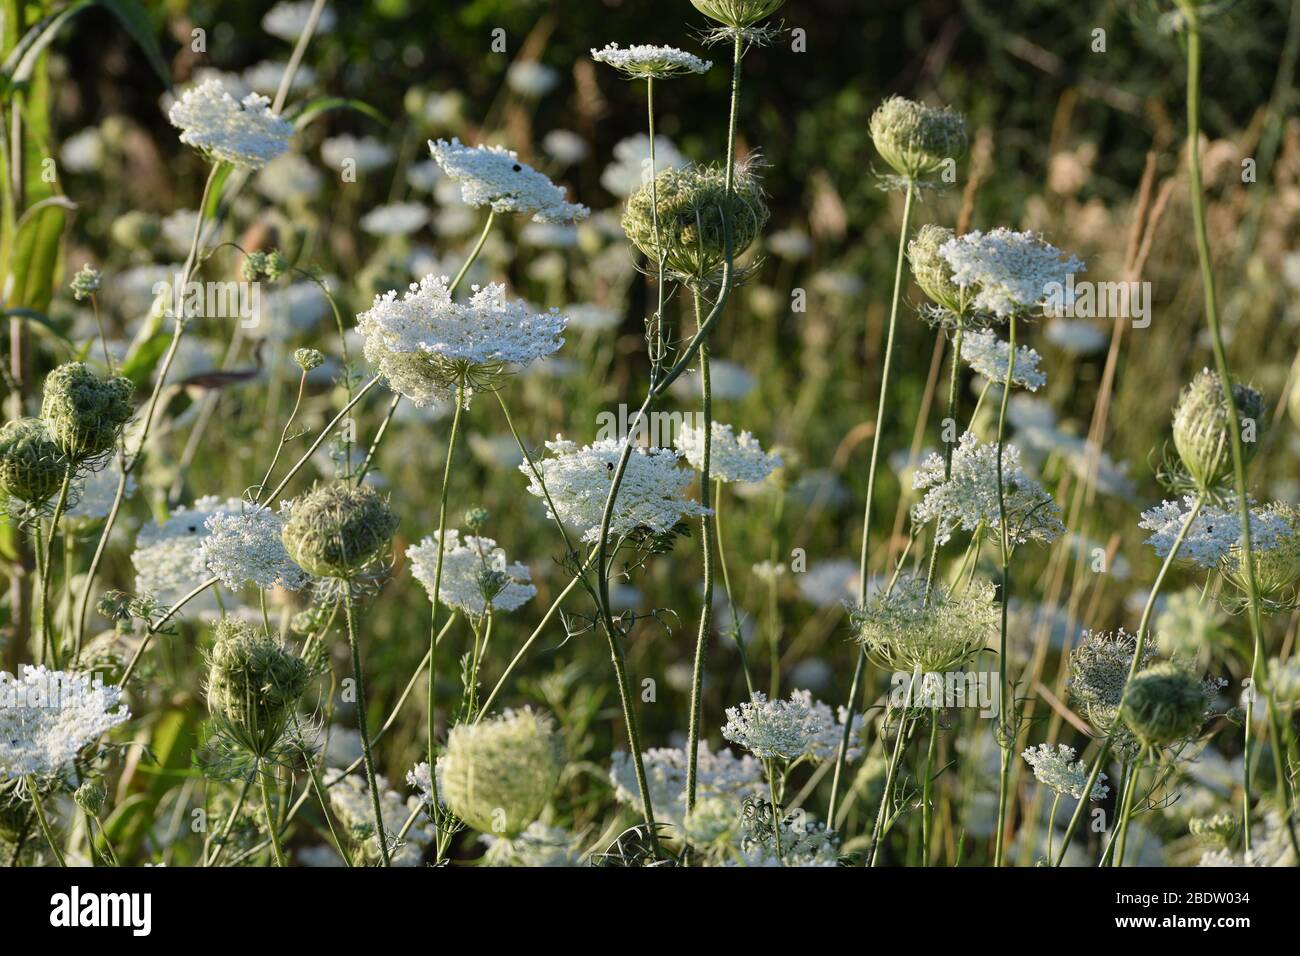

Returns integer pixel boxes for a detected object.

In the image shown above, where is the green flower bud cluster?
[870,96,968,181]
[206,618,310,757]
[281,483,398,579]
[39,362,134,462]
[1172,369,1264,493]
[438,707,564,837]
[622,163,768,285]
[241,249,289,282]
[908,224,972,318]
[0,418,68,503]
[1189,811,1237,847]
[70,263,103,301]
[690,0,785,29]
[293,347,325,372]
[74,778,107,816]
[1220,502,1300,608]
[1120,662,1210,748]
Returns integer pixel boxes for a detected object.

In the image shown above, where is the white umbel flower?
[132,496,246,608]
[1022,743,1109,800]
[520,436,707,543]
[721,690,836,761]
[911,432,1064,546]
[1139,496,1287,570]
[590,43,712,78]
[67,458,135,521]
[674,420,782,483]
[325,769,433,866]
[199,503,311,591]
[938,228,1085,319]
[356,275,567,406]
[960,328,1047,391]
[167,79,292,170]
[407,530,537,615]
[0,666,130,780]
[430,138,589,223]
[609,742,763,825]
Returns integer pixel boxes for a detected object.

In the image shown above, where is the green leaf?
[3,0,170,93]
[289,96,388,131]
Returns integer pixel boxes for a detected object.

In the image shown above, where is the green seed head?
[622,163,769,285]
[870,96,967,180]
[463,507,490,532]
[1068,629,1152,732]
[1172,369,1264,493]
[40,362,134,462]
[280,482,398,579]
[908,224,971,316]
[438,708,564,837]
[74,779,107,816]
[70,264,103,301]
[293,347,325,372]
[206,618,310,757]
[1120,662,1208,747]
[1221,502,1300,604]
[0,418,69,503]
[689,0,785,29]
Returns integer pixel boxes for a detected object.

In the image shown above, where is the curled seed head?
[206,618,310,756]
[1172,369,1264,493]
[39,362,134,462]
[689,0,785,29]
[1120,662,1209,747]
[870,96,967,180]
[74,779,107,816]
[0,418,69,502]
[280,482,398,579]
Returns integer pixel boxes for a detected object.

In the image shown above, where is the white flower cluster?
[67,459,135,521]
[1021,743,1109,801]
[674,420,782,483]
[199,503,311,591]
[960,328,1047,391]
[481,822,584,867]
[520,436,707,543]
[721,690,855,761]
[167,79,292,169]
[356,275,567,406]
[429,138,590,223]
[609,742,763,824]
[590,43,712,78]
[911,432,1064,546]
[0,666,130,780]
[1139,497,1288,569]
[938,228,1085,319]
[326,769,433,866]
[407,529,537,616]
[132,496,246,608]
[359,201,428,237]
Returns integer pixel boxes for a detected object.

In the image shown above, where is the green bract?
[1172,369,1264,493]
[870,96,967,180]
[1120,662,1208,747]
[0,418,68,503]
[689,0,785,29]
[206,618,310,757]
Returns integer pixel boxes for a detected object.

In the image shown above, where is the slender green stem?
[26,779,67,867]
[344,590,390,866]
[767,761,783,860]
[993,315,1018,867]
[205,776,252,867]
[259,766,287,867]
[921,707,938,863]
[924,318,964,596]
[37,464,73,665]
[257,369,309,497]
[869,676,916,866]
[829,178,916,826]
[686,296,715,813]
[1113,751,1147,868]
[450,211,496,295]
[712,479,755,696]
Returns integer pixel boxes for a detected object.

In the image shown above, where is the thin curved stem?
[686,296,715,812]
[27,779,67,867]
[259,766,287,867]
[344,590,390,866]
[993,315,1017,867]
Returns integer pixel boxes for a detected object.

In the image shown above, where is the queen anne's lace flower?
[674,420,782,483]
[167,79,292,169]
[1022,743,1109,800]
[1139,496,1288,570]
[132,496,246,607]
[66,458,135,523]
[0,667,130,780]
[199,503,311,591]
[590,43,712,78]
[938,228,1085,319]
[852,575,999,672]
[356,275,567,406]
[722,690,835,761]
[481,822,584,867]
[430,138,589,223]
[407,529,536,615]
[521,436,707,543]
[325,769,433,866]
[609,742,763,824]
[911,433,1064,546]
[960,328,1047,391]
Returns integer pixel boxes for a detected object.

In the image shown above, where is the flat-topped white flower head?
[911,432,1064,546]
[430,138,590,223]
[938,228,1085,319]
[674,420,782,483]
[1022,743,1109,801]
[0,666,130,780]
[168,79,292,169]
[132,495,247,610]
[199,502,311,592]
[520,435,707,543]
[721,690,841,761]
[609,742,763,825]
[407,529,537,616]
[356,275,568,406]
[590,43,712,78]
[960,328,1046,391]
[1139,496,1288,569]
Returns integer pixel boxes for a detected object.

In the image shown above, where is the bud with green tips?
[870,96,967,181]
[74,779,107,816]
[206,618,311,758]
[1172,369,1264,492]
[40,362,134,462]
[293,348,325,372]
[1120,662,1210,747]
[908,224,972,317]
[0,418,69,503]
[281,482,398,579]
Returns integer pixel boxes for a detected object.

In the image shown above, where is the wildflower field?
[2,0,1299,881]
